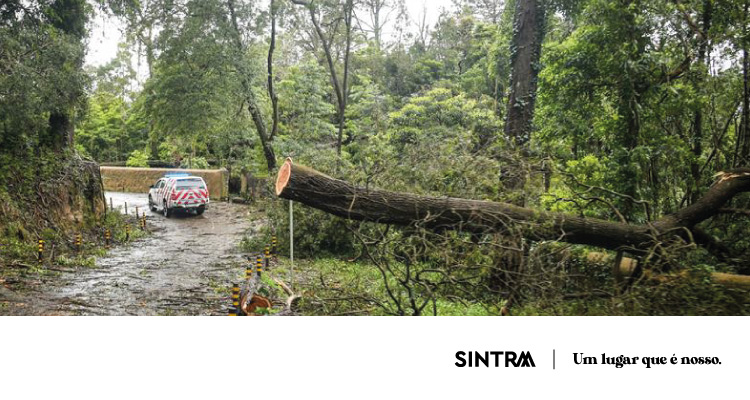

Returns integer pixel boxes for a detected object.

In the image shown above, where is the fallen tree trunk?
[275,158,750,252]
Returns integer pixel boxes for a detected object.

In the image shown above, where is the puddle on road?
[46,192,254,315]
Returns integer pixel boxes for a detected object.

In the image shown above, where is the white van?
[148,173,210,217]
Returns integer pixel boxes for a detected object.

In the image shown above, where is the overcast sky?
[85,0,458,71]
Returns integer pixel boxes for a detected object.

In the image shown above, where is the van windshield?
[175,178,206,190]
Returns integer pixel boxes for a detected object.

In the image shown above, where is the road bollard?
[140,215,146,230]
[75,233,82,254]
[125,224,131,241]
[110,197,113,211]
[256,254,263,278]
[229,284,240,316]
[125,202,128,215]
[105,228,111,249]
[264,245,270,271]
[135,207,139,219]
[271,235,277,255]
[37,239,44,264]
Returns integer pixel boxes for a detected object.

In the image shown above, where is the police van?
[148,173,210,217]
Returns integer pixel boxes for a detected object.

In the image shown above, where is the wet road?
[21,192,253,315]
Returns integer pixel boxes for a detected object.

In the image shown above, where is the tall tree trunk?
[145,32,159,161]
[226,0,277,172]
[247,99,277,171]
[144,30,155,77]
[267,0,279,141]
[47,112,74,150]
[742,48,750,164]
[740,1,750,166]
[368,0,384,50]
[689,0,713,203]
[504,0,546,148]
[501,0,546,212]
[499,0,547,293]
[43,0,86,151]
[338,0,354,153]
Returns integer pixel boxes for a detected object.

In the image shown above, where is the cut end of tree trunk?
[276,157,293,196]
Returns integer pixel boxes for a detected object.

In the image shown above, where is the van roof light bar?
[164,172,191,178]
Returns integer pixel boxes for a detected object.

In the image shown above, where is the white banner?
[0,317,746,399]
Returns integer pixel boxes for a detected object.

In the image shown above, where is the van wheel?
[163,201,171,218]
[196,207,205,216]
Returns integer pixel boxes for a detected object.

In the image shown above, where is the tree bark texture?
[47,112,74,150]
[740,33,750,165]
[504,0,546,147]
[275,158,750,253]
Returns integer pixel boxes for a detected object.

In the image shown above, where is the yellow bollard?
[37,239,44,264]
[264,245,270,271]
[229,284,240,316]
[256,255,263,278]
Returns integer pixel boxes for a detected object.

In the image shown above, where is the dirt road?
[2,192,255,315]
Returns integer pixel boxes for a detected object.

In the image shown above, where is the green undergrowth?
[1,210,149,281]
[264,257,496,316]
[514,281,750,316]
[244,254,750,316]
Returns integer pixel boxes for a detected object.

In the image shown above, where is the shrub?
[125,150,149,167]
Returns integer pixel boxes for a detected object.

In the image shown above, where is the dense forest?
[2,0,750,315]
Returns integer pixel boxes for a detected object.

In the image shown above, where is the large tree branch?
[291,0,344,108]
[275,159,750,252]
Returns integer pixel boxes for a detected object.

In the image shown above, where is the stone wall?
[100,167,228,199]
